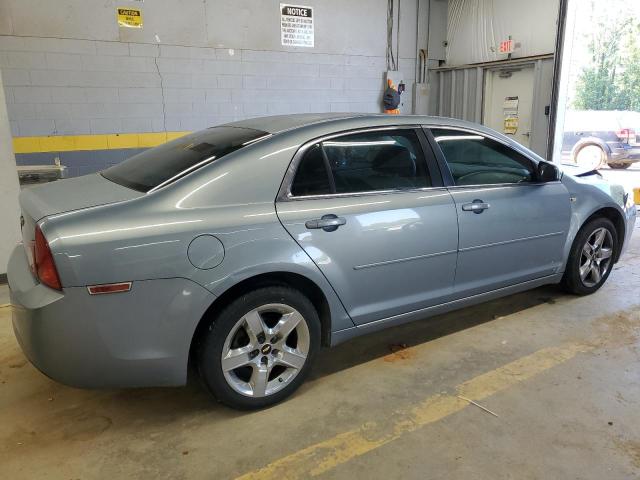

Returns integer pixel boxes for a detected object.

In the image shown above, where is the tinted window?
[432,129,535,186]
[325,130,430,193]
[102,126,269,192]
[291,129,430,196]
[290,144,332,196]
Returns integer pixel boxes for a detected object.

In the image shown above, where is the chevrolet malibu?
[8,114,636,409]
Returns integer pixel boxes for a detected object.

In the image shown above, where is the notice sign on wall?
[281,4,314,47]
[117,7,143,28]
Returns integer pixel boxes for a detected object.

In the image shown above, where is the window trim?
[278,125,443,202]
[424,125,561,189]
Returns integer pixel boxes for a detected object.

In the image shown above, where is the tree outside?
[572,1,640,112]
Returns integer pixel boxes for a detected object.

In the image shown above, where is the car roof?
[226,113,367,133]
[224,113,488,135]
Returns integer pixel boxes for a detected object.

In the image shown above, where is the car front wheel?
[197,286,320,409]
[562,217,618,295]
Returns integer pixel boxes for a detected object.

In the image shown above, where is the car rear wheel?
[574,144,605,169]
[561,217,617,295]
[197,286,320,409]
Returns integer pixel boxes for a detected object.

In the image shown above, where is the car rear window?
[102,126,269,192]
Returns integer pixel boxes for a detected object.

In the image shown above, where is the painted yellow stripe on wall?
[12,132,191,154]
[234,342,589,480]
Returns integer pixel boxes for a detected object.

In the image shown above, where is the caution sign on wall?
[117,7,143,29]
[504,115,519,135]
[281,4,314,47]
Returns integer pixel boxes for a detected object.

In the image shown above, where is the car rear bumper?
[609,147,629,161]
[622,147,640,161]
[8,244,215,388]
[609,144,640,163]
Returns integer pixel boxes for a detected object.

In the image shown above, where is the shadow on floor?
[3,284,568,422]
[309,284,565,380]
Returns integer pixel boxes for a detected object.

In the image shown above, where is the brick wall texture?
[1,36,416,138]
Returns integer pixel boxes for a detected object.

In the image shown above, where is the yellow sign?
[117,7,143,28]
[504,115,518,135]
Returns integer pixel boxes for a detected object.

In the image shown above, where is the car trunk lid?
[19,173,143,222]
[18,174,143,271]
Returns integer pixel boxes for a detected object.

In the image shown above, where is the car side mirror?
[537,161,560,182]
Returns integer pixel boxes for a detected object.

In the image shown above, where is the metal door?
[483,65,535,148]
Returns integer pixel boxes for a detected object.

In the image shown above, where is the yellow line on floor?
[234,342,589,480]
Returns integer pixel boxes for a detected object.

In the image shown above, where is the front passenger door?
[429,128,571,298]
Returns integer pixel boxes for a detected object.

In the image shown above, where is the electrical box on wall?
[385,71,409,114]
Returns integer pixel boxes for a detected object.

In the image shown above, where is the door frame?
[421,124,559,189]
[276,125,445,203]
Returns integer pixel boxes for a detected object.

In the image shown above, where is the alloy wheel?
[579,227,613,287]
[220,303,310,398]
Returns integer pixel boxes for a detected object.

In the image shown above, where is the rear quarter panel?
[40,132,355,333]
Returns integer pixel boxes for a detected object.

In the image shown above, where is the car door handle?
[305,214,346,232]
[462,201,490,214]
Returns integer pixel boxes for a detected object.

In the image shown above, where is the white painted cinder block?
[95,41,130,57]
[17,118,55,136]
[10,86,52,103]
[1,69,29,87]
[0,2,412,140]
[128,43,159,58]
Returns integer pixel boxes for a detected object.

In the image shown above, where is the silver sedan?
[8,114,636,409]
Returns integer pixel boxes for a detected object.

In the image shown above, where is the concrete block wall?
[0,0,421,175]
[1,39,406,138]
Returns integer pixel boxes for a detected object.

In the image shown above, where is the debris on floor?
[383,343,415,362]
[457,395,499,418]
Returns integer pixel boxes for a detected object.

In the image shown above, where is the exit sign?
[499,39,514,54]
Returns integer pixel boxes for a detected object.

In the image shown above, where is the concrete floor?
[1,230,639,479]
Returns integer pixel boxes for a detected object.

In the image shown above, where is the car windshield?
[102,126,269,192]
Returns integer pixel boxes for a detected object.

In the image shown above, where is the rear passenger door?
[276,127,459,325]
[428,127,571,297]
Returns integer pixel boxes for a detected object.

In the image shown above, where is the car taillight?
[34,225,62,290]
[616,128,635,143]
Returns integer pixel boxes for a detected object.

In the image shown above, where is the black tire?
[561,217,618,295]
[197,285,320,410]
[609,163,632,170]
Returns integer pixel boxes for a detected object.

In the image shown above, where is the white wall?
[0,0,420,140]
[446,0,559,66]
[0,0,389,56]
[0,68,21,275]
